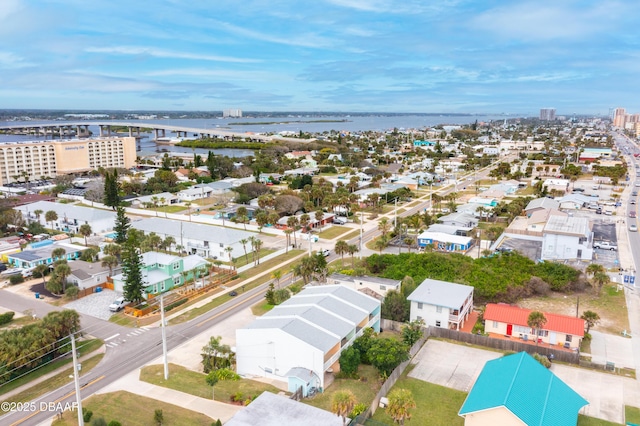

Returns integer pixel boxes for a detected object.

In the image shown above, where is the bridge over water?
[0,121,309,143]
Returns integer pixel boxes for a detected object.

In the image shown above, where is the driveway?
[64,289,121,321]
[408,339,501,392]
[589,330,635,368]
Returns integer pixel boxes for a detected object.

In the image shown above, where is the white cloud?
[0,51,34,68]
[85,46,261,63]
[211,20,333,49]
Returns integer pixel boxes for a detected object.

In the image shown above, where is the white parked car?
[630,224,638,232]
[108,297,129,312]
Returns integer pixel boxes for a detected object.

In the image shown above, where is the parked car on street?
[630,224,638,232]
[318,249,331,257]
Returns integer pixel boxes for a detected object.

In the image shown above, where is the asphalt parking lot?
[500,238,542,262]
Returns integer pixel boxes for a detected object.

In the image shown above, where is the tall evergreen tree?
[113,206,130,244]
[122,236,145,303]
[103,169,120,209]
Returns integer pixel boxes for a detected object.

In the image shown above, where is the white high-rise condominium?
[539,108,556,121]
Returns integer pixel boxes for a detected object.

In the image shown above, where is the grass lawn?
[153,205,188,214]
[305,364,382,413]
[318,226,350,240]
[0,315,38,331]
[342,230,361,242]
[371,376,466,426]
[169,250,304,325]
[232,248,275,268]
[51,391,213,426]
[251,300,274,316]
[577,415,620,425]
[626,406,640,424]
[0,339,103,398]
[519,284,629,335]
[2,354,104,405]
[140,364,283,402]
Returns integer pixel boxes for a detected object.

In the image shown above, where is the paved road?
[0,280,273,425]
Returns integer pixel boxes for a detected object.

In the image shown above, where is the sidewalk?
[1,345,106,401]
[93,368,242,423]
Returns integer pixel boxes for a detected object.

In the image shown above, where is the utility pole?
[160,293,169,380]
[70,333,84,426]
[394,198,398,229]
[359,211,363,259]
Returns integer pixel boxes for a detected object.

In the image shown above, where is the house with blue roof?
[459,352,588,426]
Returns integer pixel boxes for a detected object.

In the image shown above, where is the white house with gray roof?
[236,285,381,396]
[326,273,401,299]
[130,217,254,261]
[407,278,474,330]
[16,200,116,234]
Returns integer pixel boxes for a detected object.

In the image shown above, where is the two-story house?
[111,251,208,297]
[407,278,474,330]
[236,285,380,397]
[483,303,585,349]
[326,273,401,299]
[16,200,116,234]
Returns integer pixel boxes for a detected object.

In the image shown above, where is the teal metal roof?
[459,352,588,426]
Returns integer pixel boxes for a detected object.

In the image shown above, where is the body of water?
[0,114,512,158]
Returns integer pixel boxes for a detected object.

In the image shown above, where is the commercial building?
[0,136,137,185]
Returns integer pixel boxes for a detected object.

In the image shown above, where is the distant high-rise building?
[539,108,556,121]
[223,109,242,118]
[613,107,627,127]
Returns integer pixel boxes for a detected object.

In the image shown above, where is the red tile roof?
[484,303,585,337]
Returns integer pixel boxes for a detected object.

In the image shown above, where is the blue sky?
[1,0,639,114]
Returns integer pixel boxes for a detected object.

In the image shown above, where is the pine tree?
[122,236,145,303]
[114,206,130,244]
[103,169,120,209]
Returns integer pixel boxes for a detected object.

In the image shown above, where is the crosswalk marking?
[106,326,152,349]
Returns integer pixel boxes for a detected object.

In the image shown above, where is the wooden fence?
[428,327,580,364]
[77,281,114,298]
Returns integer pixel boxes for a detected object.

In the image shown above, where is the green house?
[112,251,209,297]
[459,352,588,426]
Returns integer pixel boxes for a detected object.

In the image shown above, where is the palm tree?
[51,247,66,262]
[103,243,122,260]
[374,236,388,254]
[527,311,547,347]
[335,240,349,265]
[54,263,72,293]
[79,223,92,246]
[185,201,192,221]
[101,255,119,277]
[332,390,356,426]
[34,209,43,225]
[378,217,391,238]
[239,238,249,263]
[299,214,310,233]
[581,310,600,334]
[163,236,176,253]
[404,236,414,253]
[586,263,605,276]
[315,210,324,231]
[252,238,263,265]
[386,388,416,426]
[45,210,58,231]
[34,264,48,285]
[151,196,159,216]
[284,229,293,253]
[347,244,359,267]
[271,270,282,289]
[592,271,610,296]
[224,246,234,263]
